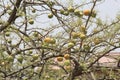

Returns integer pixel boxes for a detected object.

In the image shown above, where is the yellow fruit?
[63,11,69,16]
[44,37,51,43]
[29,19,34,24]
[48,13,53,18]
[68,6,74,12]
[68,42,74,48]
[5,32,10,36]
[74,9,80,15]
[64,54,70,60]
[71,32,79,39]
[44,37,56,44]
[83,10,91,16]
[79,33,86,39]
[80,26,86,32]
[57,57,63,62]
[94,38,101,45]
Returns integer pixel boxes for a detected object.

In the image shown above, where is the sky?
[96,0,120,20]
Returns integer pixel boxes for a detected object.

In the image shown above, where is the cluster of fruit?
[56,54,70,62]
[71,25,87,40]
[47,6,96,19]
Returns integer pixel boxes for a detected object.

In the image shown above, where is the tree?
[0,0,120,80]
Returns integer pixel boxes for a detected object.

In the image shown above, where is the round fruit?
[74,9,80,15]
[29,50,33,54]
[83,10,91,16]
[80,26,86,32]
[33,32,38,37]
[7,10,12,15]
[64,54,70,60]
[48,1,55,7]
[29,19,34,24]
[17,55,23,63]
[50,38,56,44]
[64,65,71,70]
[91,11,97,18]
[83,44,90,51]
[48,13,53,18]
[60,9,64,14]
[63,11,69,16]
[7,55,14,62]
[94,38,101,45]
[64,60,70,66]
[68,42,74,48]
[44,37,51,43]
[68,6,74,12]
[5,32,10,36]
[57,57,63,62]
[71,32,79,39]
[79,33,86,39]
[32,54,39,60]
[8,39,12,43]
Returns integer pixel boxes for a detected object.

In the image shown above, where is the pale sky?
[96,0,120,20]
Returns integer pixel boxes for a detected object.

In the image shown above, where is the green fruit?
[48,13,53,18]
[17,55,23,63]
[78,11,83,17]
[48,1,55,7]
[32,54,39,60]
[60,9,64,14]
[29,19,34,24]
[71,32,79,39]
[91,11,97,18]
[68,6,74,12]
[5,32,10,36]
[50,38,56,44]
[7,10,12,15]
[64,60,70,66]
[74,9,80,15]
[83,44,90,51]
[29,50,33,54]
[68,42,74,48]
[7,55,14,62]
[63,11,69,16]
[32,9,36,13]
[33,32,38,37]
[7,39,12,43]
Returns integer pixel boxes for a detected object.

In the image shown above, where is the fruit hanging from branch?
[83,10,91,16]
[57,57,63,62]
[48,13,53,18]
[64,54,70,60]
